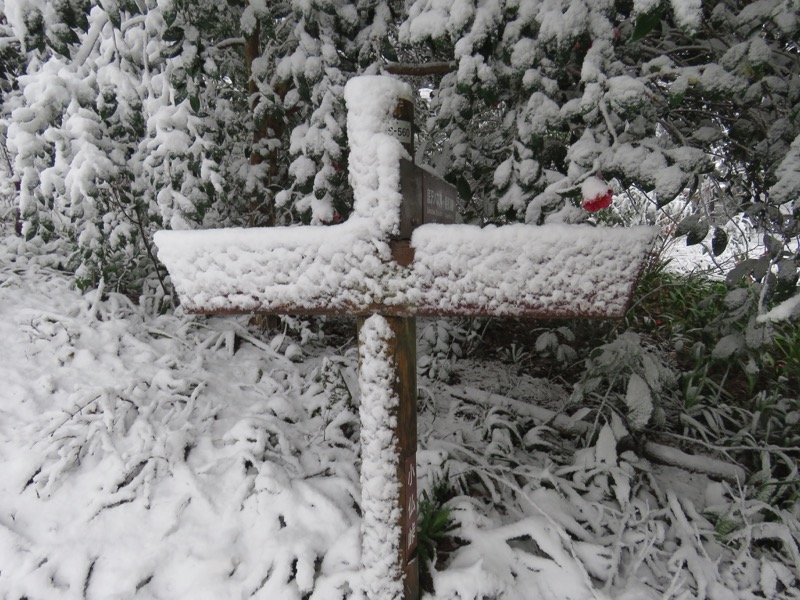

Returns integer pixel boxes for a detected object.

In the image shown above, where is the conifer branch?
[215,37,246,50]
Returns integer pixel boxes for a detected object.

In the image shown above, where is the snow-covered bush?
[0,254,369,597]
[1,0,246,294]
[402,0,799,314]
[1,0,382,294]
[572,331,675,433]
[578,260,800,577]
[418,318,485,381]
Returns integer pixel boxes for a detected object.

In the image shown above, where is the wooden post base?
[386,316,418,600]
[356,315,419,600]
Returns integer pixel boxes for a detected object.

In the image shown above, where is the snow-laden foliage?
[245,0,408,225]
[2,0,251,293]
[0,231,365,598]
[401,0,799,313]
[573,331,673,431]
[2,224,799,599]
[426,380,800,600]
[417,319,478,381]
[402,0,799,223]
[2,0,798,313]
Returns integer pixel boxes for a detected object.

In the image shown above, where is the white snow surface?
[1,226,798,599]
[357,316,402,600]
[155,217,394,313]
[408,224,656,317]
[669,0,703,31]
[156,223,657,318]
[157,75,657,319]
[581,175,612,201]
[344,76,413,237]
[770,133,800,205]
[757,293,800,323]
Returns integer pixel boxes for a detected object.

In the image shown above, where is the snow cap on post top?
[344,76,413,237]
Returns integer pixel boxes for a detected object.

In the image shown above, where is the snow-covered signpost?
[155,76,657,600]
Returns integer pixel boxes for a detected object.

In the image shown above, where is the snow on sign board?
[155,75,657,320]
[155,221,656,318]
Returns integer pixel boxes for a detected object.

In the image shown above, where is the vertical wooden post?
[390,93,419,600]
[386,315,418,600]
[357,89,419,600]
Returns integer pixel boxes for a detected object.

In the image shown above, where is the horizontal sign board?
[421,169,458,224]
[155,223,657,319]
[397,159,459,238]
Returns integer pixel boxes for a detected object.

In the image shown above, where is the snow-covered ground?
[1,65,796,594]
[1,224,798,599]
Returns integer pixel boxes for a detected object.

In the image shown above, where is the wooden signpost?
[155,76,657,600]
[398,159,459,238]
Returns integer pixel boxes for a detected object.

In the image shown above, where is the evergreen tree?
[400,0,799,311]
[0,5,25,227]
[2,0,798,313]
[2,0,238,294]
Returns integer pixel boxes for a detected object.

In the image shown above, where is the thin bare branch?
[382,61,456,76]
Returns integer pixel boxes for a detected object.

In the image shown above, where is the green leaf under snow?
[711,228,729,256]
[686,219,709,246]
[712,333,745,359]
[675,214,709,246]
[630,7,663,44]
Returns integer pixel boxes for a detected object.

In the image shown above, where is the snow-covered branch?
[214,37,246,50]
